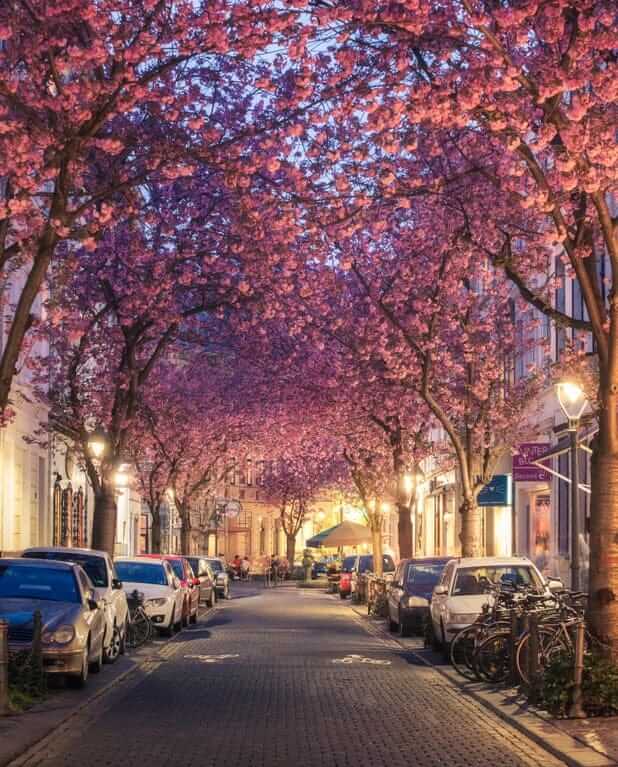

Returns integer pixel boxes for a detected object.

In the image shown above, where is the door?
[431,561,454,637]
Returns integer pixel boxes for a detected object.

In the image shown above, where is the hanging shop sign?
[513,443,551,482]
[478,474,512,507]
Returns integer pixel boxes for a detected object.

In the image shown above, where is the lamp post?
[556,382,588,591]
[87,427,108,461]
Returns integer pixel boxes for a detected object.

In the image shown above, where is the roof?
[139,553,184,561]
[0,557,75,570]
[400,557,452,565]
[116,556,167,564]
[450,556,533,568]
[23,546,109,559]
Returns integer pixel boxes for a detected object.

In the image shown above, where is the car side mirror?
[112,578,123,590]
[433,584,448,596]
[546,576,564,592]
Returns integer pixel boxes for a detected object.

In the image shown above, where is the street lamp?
[87,427,108,460]
[556,381,588,591]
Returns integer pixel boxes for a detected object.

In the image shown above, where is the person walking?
[241,556,250,581]
[270,555,279,587]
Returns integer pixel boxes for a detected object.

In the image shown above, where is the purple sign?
[513,443,551,482]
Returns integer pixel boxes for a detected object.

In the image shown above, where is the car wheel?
[103,624,122,664]
[90,639,103,673]
[119,619,128,655]
[163,609,175,637]
[181,600,190,627]
[68,646,89,689]
[174,607,183,633]
[399,612,412,638]
[339,591,347,600]
[440,619,450,659]
[225,586,231,600]
[190,604,198,624]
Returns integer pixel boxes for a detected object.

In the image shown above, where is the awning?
[306,520,373,548]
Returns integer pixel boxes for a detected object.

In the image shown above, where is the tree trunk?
[286,533,296,567]
[459,498,483,558]
[371,528,384,576]
[396,501,413,559]
[91,484,117,558]
[180,509,192,554]
[588,430,618,661]
[151,512,162,554]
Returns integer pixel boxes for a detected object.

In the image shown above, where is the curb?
[1,604,217,767]
[351,606,617,767]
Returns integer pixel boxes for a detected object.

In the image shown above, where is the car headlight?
[146,598,169,607]
[403,595,429,608]
[450,613,478,625]
[42,625,75,645]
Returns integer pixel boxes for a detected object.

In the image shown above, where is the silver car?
[0,558,106,688]
[205,558,230,599]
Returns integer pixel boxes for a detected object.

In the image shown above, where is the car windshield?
[452,566,541,596]
[115,562,167,586]
[406,563,445,587]
[358,555,395,573]
[187,559,200,575]
[341,556,356,572]
[0,564,80,602]
[169,560,184,580]
[207,559,223,573]
[23,551,108,587]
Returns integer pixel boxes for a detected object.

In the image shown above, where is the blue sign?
[478,474,512,507]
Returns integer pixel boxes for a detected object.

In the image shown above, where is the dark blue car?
[387,557,451,637]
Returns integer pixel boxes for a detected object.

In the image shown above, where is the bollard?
[527,614,540,704]
[0,620,9,715]
[509,611,519,684]
[568,620,587,719]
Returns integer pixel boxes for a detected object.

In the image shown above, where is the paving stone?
[15,585,567,767]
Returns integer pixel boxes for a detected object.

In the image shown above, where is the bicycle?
[125,590,152,649]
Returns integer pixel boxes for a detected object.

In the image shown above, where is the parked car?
[22,546,129,664]
[387,557,451,637]
[140,554,199,626]
[115,557,185,635]
[311,560,328,579]
[338,555,358,599]
[350,554,396,596]
[0,557,106,688]
[430,556,547,651]
[205,557,230,599]
[185,556,216,608]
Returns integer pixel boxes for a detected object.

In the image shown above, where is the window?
[23,551,108,587]
[115,561,167,586]
[406,563,445,587]
[0,564,80,602]
[452,566,542,595]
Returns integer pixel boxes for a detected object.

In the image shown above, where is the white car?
[22,546,129,664]
[115,557,185,635]
[430,556,550,650]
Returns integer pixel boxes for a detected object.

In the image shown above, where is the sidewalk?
[0,606,215,767]
[349,601,618,767]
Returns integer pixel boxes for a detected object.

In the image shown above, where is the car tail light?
[193,577,200,586]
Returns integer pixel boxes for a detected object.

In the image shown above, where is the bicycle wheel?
[516,627,571,685]
[127,610,152,648]
[450,626,480,680]
[475,631,512,683]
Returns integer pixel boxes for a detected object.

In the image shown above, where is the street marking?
[183,653,240,663]
[332,654,391,666]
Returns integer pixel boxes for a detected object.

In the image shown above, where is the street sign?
[513,443,551,482]
[478,474,511,507]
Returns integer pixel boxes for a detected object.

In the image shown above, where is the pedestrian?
[231,553,242,579]
[270,554,279,587]
[241,556,250,581]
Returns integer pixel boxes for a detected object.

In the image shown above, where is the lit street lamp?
[87,426,108,460]
[556,381,588,591]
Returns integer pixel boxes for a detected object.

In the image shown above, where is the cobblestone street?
[12,584,567,767]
